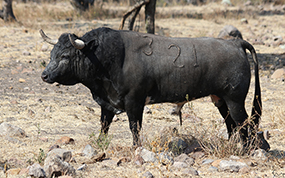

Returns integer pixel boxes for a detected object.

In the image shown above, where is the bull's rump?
[121,32,251,103]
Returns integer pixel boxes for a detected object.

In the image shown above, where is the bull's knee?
[210,95,224,107]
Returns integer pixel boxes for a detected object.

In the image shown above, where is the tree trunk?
[145,0,156,34]
[0,0,17,22]
[119,0,156,34]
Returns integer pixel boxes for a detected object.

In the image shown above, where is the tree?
[119,0,156,34]
[0,0,17,22]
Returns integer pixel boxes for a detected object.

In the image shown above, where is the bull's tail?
[241,40,262,127]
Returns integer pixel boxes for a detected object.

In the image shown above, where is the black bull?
[40,27,269,151]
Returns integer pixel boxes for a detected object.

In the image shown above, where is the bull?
[39,27,269,151]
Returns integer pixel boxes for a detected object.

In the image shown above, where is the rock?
[218,25,243,39]
[141,171,154,178]
[117,157,131,166]
[172,161,188,169]
[202,159,214,165]
[212,159,222,167]
[182,167,199,176]
[158,152,174,165]
[82,152,106,164]
[22,51,31,56]
[82,144,97,158]
[134,155,145,166]
[272,36,283,47]
[0,122,26,138]
[273,36,283,42]
[168,137,188,154]
[47,148,72,162]
[56,136,74,144]
[28,163,46,178]
[100,158,117,167]
[184,139,201,154]
[137,148,157,163]
[45,106,51,113]
[44,155,76,178]
[239,166,251,174]
[10,100,18,104]
[19,168,29,176]
[39,137,48,142]
[271,68,285,79]
[5,135,24,144]
[6,168,21,175]
[6,158,24,168]
[208,166,218,172]
[251,149,268,161]
[49,144,61,152]
[190,151,205,160]
[219,160,248,172]
[229,155,240,160]
[41,44,49,52]
[174,153,194,166]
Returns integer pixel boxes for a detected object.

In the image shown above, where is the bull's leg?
[211,95,237,138]
[223,99,250,148]
[99,107,115,140]
[217,102,237,139]
[125,99,144,148]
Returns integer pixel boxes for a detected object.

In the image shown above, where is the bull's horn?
[68,34,85,49]
[39,29,58,45]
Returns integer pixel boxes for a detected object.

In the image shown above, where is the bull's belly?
[145,90,210,105]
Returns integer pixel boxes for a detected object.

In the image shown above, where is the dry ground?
[0,1,284,177]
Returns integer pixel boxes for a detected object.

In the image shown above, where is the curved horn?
[68,34,85,49]
[39,29,58,45]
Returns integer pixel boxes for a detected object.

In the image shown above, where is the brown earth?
[0,1,285,178]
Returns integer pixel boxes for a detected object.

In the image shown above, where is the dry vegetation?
[0,0,285,177]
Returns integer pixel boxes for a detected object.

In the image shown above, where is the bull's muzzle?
[41,73,49,82]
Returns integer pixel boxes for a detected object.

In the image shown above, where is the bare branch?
[119,0,150,30]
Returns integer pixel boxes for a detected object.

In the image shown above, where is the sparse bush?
[89,132,113,152]
[33,148,46,164]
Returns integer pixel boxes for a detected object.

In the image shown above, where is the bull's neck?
[75,55,119,91]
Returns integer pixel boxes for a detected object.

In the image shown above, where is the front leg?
[125,98,145,148]
[99,107,115,139]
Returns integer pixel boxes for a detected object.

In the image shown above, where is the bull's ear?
[85,38,99,49]
[69,34,85,50]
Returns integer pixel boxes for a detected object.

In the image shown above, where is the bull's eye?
[61,55,69,60]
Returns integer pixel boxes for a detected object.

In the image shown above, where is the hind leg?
[211,95,237,139]
[223,98,250,147]
[218,102,237,139]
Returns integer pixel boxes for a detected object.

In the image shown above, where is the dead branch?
[119,0,150,30]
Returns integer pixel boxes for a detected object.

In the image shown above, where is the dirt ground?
[0,1,285,178]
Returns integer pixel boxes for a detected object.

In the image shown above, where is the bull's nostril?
[41,74,48,81]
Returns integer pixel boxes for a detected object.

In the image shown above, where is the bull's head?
[40,29,87,85]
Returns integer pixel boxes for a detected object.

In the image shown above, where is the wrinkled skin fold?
[40,27,270,151]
